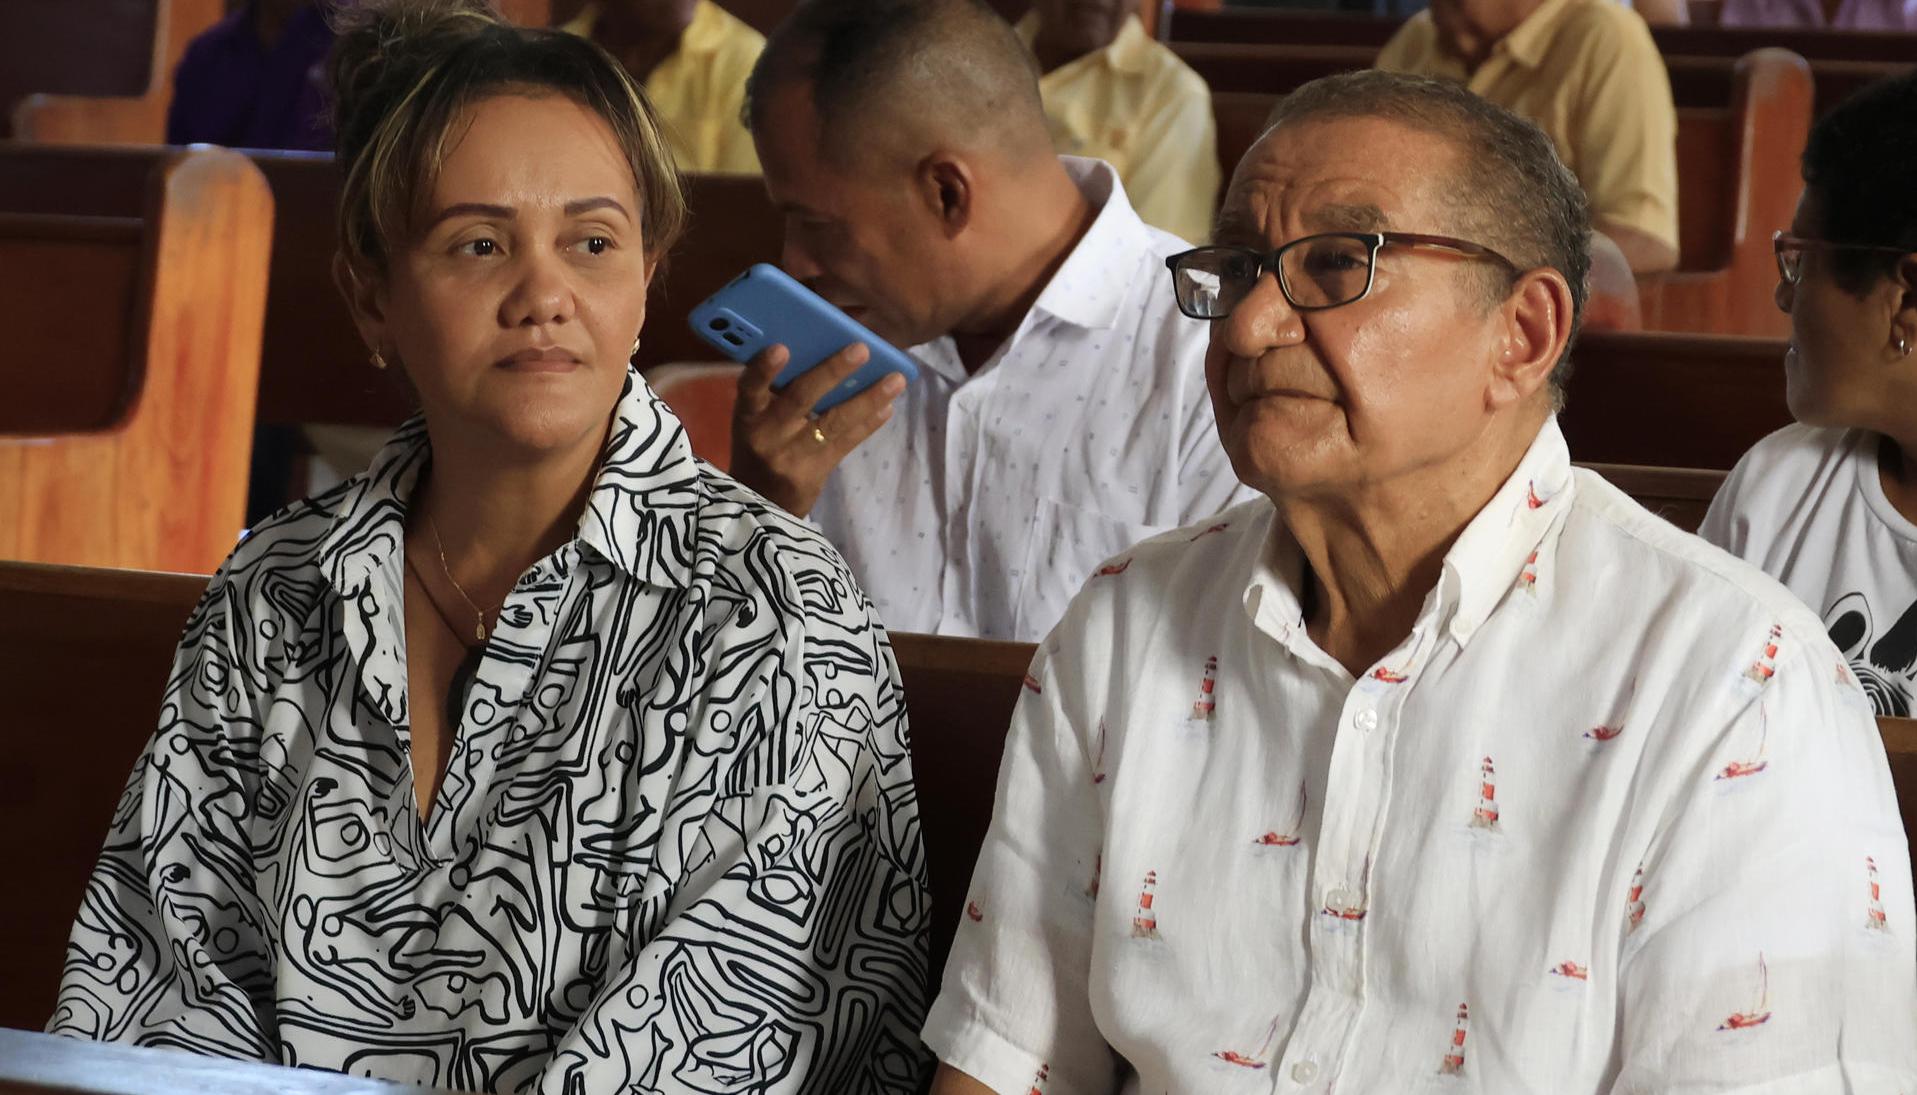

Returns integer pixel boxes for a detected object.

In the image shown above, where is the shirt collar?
[315,369,706,601]
[1496,0,1580,69]
[1240,415,1574,651]
[1015,12,1154,76]
[1030,156,1152,331]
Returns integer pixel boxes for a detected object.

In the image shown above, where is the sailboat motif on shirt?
[1190,657,1219,721]
[1438,1003,1470,1076]
[1253,781,1308,849]
[1716,953,1773,1030]
[1714,705,1770,782]
[1212,1014,1281,1069]
[1189,521,1231,543]
[1093,558,1131,579]
[1584,724,1624,743]
[1092,718,1109,785]
[1548,959,1590,981]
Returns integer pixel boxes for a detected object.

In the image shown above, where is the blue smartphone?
[688,263,919,416]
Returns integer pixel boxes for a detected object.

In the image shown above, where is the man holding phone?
[732,0,1249,643]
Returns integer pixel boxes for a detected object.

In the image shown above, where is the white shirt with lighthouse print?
[1700,423,1917,719]
[923,418,1917,1094]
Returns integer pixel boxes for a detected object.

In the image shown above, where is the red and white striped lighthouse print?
[1867,856,1890,933]
[1027,1063,1049,1095]
[1744,624,1782,684]
[1469,756,1501,830]
[1438,1002,1469,1075]
[1131,869,1161,939]
[1190,656,1218,720]
[1627,862,1647,933]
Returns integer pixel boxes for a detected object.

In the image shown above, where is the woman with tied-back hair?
[1701,72,1917,719]
[46,2,930,1090]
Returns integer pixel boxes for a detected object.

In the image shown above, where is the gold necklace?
[425,512,494,643]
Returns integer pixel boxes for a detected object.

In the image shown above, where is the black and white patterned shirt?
[50,372,931,1093]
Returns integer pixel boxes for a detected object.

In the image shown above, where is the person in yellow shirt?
[1017,0,1219,243]
[1376,0,1680,273]
[563,0,762,174]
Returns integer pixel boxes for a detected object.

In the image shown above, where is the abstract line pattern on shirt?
[50,372,930,1094]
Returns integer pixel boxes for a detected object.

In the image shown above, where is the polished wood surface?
[1561,332,1790,469]
[0,147,272,573]
[647,362,745,470]
[9,0,222,144]
[0,1028,456,1094]
[0,215,145,434]
[1576,463,1726,532]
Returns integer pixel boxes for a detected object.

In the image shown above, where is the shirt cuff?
[922,991,1056,1095]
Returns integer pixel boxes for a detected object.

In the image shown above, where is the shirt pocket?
[1014,496,1170,640]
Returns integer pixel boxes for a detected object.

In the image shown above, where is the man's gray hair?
[1263,71,1592,405]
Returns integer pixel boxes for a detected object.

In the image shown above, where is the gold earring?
[630,336,642,360]
[370,348,389,370]
[1898,334,1912,358]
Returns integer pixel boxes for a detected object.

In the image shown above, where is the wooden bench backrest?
[1561,331,1790,469]
[0,147,273,573]
[8,0,222,144]
[1576,463,1726,533]
[1161,7,1917,64]
[4,564,1913,1023]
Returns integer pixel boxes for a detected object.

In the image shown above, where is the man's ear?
[916,152,975,239]
[1892,252,1917,352]
[1489,267,1574,410]
[332,251,389,360]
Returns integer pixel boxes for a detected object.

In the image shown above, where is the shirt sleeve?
[48,578,277,1058]
[1608,633,1917,1092]
[542,570,930,1094]
[1120,68,1221,246]
[1562,13,1680,253]
[920,635,1114,1095]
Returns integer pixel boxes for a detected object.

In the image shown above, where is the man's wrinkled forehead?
[1213,118,1448,246]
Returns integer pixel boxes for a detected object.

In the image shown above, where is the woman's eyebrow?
[564,196,629,219]
[426,201,513,228]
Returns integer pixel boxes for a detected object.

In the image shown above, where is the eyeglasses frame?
[1772,230,1913,286]
[1163,231,1523,320]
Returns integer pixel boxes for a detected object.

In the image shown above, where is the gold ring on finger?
[811,424,829,445]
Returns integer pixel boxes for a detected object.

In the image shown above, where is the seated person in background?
[733,0,1250,643]
[1701,74,1917,718]
[1376,0,1680,274]
[1016,0,1220,243]
[562,0,764,173]
[925,70,1916,1095]
[167,0,333,149]
[50,2,928,1090]
[1720,0,1917,27]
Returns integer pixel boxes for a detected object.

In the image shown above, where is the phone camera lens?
[708,317,730,331]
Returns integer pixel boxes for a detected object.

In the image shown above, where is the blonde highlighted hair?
[329,0,686,277]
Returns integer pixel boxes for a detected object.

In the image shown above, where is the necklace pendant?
[474,620,487,643]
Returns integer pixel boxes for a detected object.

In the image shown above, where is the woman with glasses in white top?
[1701,72,1917,718]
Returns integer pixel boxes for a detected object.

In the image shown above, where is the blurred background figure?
[1376,0,1681,273]
[1719,0,1917,27]
[563,0,763,173]
[166,0,333,149]
[1701,72,1917,717]
[1018,0,1219,242]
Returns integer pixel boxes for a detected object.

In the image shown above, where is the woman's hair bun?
[329,0,507,166]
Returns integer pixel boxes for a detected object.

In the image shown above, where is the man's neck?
[595,7,696,84]
[1281,412,1545,677]
[947,161,1098,374]
[410,419,611,608]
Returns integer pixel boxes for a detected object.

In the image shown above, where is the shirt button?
[1291,1060,1319,1083]
[1354,709,1379,732]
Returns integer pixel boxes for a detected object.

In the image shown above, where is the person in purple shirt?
[1720,0,1917,28]
[166,0,335,150]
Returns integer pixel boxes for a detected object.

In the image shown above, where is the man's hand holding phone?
[731,341,906,518]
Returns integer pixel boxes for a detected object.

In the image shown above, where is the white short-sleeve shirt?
[809,157,1252,643]
[925,417,1917,1094]
[1700,424,1917,718]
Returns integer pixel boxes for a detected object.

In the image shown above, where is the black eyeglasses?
[1772,230,1912,285]
[1164,232,1520,320]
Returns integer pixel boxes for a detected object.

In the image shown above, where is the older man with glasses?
[922,70,1917,1095]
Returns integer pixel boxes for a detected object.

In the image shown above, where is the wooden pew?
[0,147,273,574]
[1577,463,1725,532]
[0,145,780,432]
[649,362,745,470]
[1161,7,1917,65]
[1203,49,1810,339]
[1561,331,1790,469]
[1,0,220,141]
